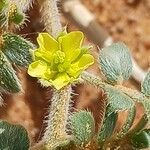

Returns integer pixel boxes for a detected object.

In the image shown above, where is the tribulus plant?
[0,0,150,150]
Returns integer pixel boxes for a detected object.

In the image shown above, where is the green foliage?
[71,111,95,146]
[2,33,33,67]
[99,42,132,84]
[9,7,25,25]
[0,34,33,94]
[120,106,136,135]
[79,42,150,150]
[141,71,150,97]
[0,51,21,93]
[0,121,30,150]
[131,129,150,149]
[104,86,134,113]
[98,111,118,143]
[0,7,149,148]
[0,2,26,28]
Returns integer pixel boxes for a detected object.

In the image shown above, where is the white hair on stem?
[38,0,72,149]
[11,0,33,12]
[38,0,62,37]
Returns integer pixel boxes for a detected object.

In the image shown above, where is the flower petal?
[58,31,84,60]
[28,60,48,78]
[78,54,94,68]
[37,33,58,53]
[52,73,71,90]
[34,48,53,63]
[68,54,94,77]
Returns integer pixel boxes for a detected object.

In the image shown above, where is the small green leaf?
[0,121,30,150]
[0,52,21,93]
[8,5,25,25]
[99,42,132,84]
[141,71,150,97]
[9,11,25,25]
[98,110,118,143]
[71,111,95,146]
[121,106,136,135]
[2,33,33,67]
[131,129,150,149]
[104,86,134,113]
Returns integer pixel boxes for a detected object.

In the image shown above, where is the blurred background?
[0,0,150,146]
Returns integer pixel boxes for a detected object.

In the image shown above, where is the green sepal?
[141,71,150,97]
[71,111,95,146]
[0,51,21,93]
[131,129,150,149]
[104,86,134,114]
[2,33,33,67]
[0,121,30,150]
[9,8,25,25]
[99,42,132,84]
[98,110,118,143]
[10,12,25,25]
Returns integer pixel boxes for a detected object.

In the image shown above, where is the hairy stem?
[12,0,33,11]
[81,71,146,102]
[38,0,71,149]
[38,0,62,37]
[43,86,72,149]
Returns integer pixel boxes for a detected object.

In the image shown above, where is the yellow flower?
[28,31,94,90]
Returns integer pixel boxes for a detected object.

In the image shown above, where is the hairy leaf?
[0,121,30,150]
[71,111,95,146]
[141,71,150,97]
[131,129,150,149]
[0,52,21,93]
[2,33,33,67]
[119,106,136,137]
[104,86,134,113]
[98,111,118,142]
[99,42,132,84]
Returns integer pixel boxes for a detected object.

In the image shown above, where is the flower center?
[54,50,65,64]
[57,61,70,73]
[53,51,71,73]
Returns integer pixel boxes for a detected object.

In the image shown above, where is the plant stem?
[38,0,62,37]
[39,0,71,149]
[81,71,146,102]
[43,86,72,149]
[12,0,33,11]
[81,71,104,89]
